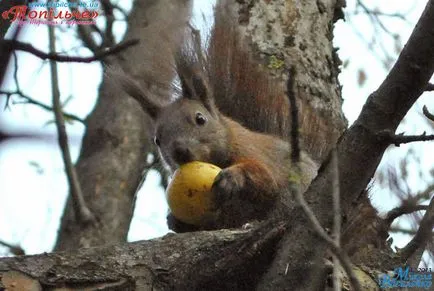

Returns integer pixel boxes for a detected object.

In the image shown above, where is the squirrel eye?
[154,136,160,147]
[195,112,207,126]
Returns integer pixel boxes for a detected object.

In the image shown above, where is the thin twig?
[48,23,94,224]
[100,0,115,48]
[426,83,434,91]
[0,90,84,124]
[385,204,429,226]
[0,239,25,256]
[377,130,434,146]
[411,184,434,204]
[1,39,139,63]
[400,195,434,261]
[287,71,361,291]
[331,149,342,291]
[423,105,434,122]
[389,226,418,235]
[287,67,300,163]
[294,185,361,291]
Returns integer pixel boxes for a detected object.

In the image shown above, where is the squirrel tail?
[176,2,335,162]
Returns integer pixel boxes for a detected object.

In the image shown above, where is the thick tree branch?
[0,225,283,290]
[0,39,139,63]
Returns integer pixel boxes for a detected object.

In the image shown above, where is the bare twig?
[426,83,434,91]
[0,239,25,256]
[400,195,434,261]
[389,226,418,235]
[100,0,115,48]
[331,149,342,291]
[294,184,361,291]
[112,3,129,20]
[377,130,434,146]
[385,204,429,226]
[423,105,434,122]
[350,10,407,21]
[287,67,300,163]
[68,0,100,53]
[0,39,139,63]
[48,23,94,224]
[0,90,84,124]
[412,184,434,204]
[287,72,360,291]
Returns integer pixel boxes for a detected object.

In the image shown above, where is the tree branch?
[423,105,434,122]
[287,73,360,291]
[0,239,25,256]
[400,195,434,261]
[0,90,84,124]
[377,130,434,146]
[0,39,139,63]
[385,204,429,226]
[338,0,434,216]
[48,24,94,224]
[425,83,434,91]
[331,149,342,291]
[0,226,284,290]
[267,0,434,287]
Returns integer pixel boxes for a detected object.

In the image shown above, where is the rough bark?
[1,222,285,291]
[55,0,192,251]
[234,0,346,163]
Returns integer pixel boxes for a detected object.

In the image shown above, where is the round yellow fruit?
[166,161,222,226]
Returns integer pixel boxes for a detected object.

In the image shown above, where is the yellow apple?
[166,161,222,225]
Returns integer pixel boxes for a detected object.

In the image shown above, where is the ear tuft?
[106,66,164,119]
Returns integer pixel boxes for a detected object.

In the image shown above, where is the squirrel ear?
[179,71,218,117]
[192,75,219,117]
[179,73,194,99]
[107,66,163,120]
[191,75,217,115]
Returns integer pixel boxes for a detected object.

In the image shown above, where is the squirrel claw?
[212,166,245,206]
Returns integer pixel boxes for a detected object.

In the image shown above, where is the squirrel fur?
[116,2,324,231]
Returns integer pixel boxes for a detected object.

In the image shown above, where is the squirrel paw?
[167,213,199,233]
[212,166,246,206]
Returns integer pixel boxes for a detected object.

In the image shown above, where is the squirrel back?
[115,2,323,231]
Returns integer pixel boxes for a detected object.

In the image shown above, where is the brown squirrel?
[115,3,325,231]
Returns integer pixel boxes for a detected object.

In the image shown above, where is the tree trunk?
[55,0,192,251]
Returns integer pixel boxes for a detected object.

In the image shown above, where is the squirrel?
[114,2,328,232]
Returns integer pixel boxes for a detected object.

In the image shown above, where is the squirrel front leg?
[212,159,280,205]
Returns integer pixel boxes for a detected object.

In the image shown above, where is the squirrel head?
[112,67,231,172]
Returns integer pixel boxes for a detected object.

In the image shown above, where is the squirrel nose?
[172,140,193,165]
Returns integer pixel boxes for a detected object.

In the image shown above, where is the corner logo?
[379,266,433,289]
[2,1,99,26]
